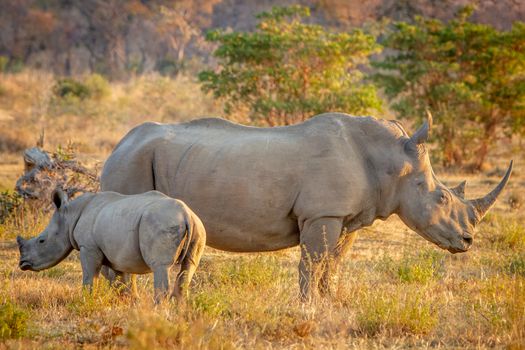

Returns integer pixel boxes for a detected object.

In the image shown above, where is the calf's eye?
[39,239,45,244]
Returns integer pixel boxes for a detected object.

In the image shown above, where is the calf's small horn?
[470,160,513,223]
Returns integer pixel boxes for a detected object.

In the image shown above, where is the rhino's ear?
[410,110,433,145]
[405,110,433,158]
[450,180,466,199]
[52,188,68,210]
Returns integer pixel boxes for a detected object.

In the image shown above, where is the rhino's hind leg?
[298,217,343,301]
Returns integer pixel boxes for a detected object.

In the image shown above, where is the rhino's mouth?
[19,260,32,271]
[447,244,469,254]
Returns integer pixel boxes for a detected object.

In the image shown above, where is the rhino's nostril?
[463,236,473,245]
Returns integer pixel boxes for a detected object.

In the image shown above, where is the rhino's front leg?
[298,217,343,301]
[80,247,104,291]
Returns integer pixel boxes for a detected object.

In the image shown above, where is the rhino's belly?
[103,250,151,274]
[203,219,300,252]
[95,228,151,274]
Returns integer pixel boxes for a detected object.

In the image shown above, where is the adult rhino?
[101,112,512,299]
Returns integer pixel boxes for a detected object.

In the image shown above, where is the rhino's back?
[77,191,185,273]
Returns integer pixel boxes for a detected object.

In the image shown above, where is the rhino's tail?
[175,208,193,265]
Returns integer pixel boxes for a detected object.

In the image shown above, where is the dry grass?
[0,70,524,349]
[0,70,222,164]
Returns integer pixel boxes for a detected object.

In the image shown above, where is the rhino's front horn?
[470,160,513,223]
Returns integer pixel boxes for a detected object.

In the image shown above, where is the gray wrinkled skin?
[100,113,512,299]
[17,189,206,301]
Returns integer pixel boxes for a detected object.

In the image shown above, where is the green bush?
[397,250,446,284]
[191,290,232,318]
[373,5,525,169]
[0,301,29,339]
[53,78,91,99]
[0,191,22,225]
[84,73,110,100]
[199,5,382,126]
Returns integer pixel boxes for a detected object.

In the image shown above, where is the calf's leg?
[153,266,170,303]
[80,247,104,292]
[173,229,206,299]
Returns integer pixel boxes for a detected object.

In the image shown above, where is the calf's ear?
[52,188,68,209]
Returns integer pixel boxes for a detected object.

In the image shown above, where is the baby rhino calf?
[17,189,206,301]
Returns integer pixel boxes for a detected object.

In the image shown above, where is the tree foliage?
[373,6,525,169]
[199,5,382,126]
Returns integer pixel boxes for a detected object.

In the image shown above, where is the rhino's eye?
[439,193,449,205]
[38,238,45,244]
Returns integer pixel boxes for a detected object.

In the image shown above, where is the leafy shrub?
[191,290,231,318]
[53,78,91,99]
[0,191,22,224]
[199,5,382,126]
[84,73,110,100]
[397,250,446,283]
[373,5,525,169]
[0,301,29,339]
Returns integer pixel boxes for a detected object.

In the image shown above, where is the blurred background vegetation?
[0,0,524,170]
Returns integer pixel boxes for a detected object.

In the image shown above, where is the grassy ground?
[0,155,523,349]
[1,70,524,349]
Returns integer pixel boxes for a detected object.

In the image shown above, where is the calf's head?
[17,188,74,271]
[396,112,512,253]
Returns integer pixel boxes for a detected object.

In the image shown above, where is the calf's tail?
[175,209,193,264]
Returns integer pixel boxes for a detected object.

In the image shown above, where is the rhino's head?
[396,112,512,253]
[17,188,74,271]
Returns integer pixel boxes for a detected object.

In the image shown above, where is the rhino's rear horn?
[470,161,513,223]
